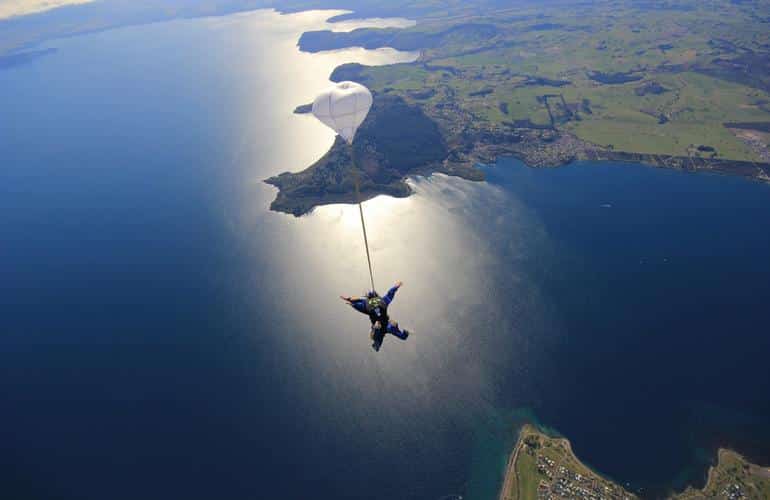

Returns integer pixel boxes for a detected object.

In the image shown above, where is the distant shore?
[499,424,635,500]
[499,424,770,500]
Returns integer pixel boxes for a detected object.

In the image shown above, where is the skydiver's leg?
[371,323,385,351]
[386,321,409,340]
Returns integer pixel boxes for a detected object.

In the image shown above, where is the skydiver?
[340,281,411,352]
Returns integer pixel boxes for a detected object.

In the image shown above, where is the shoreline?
[498,424,770,500]
[0,5,398,57]
[498,428,523,500]
[267,1,770,216]
[269,17,770,216]
[498,424,636,500]
[265,130,770,216]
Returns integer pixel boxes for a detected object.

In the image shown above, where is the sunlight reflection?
[218,8,531,436]
[315,194,414,234]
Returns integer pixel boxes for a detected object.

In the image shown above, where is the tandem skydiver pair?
[341,281,410,352]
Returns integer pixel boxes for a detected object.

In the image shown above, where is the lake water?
[2,8,770,500]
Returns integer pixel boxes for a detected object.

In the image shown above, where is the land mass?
[267,93,481,215]
[267,0,770,215]
[500,424,770,500]
[0,0,508,57]
[4,1,770,215]
[673,449,770,500]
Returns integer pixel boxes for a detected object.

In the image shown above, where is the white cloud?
[0,0,96,20]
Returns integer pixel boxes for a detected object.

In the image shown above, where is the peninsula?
[500,425,770,500]
[266,0,770,215]
[499,425,636,500]
[266,93,481,215]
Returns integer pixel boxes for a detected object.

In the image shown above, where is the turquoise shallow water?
[2,9,770,500]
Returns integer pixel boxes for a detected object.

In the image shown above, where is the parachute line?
[311,81,375,289]
[350,144,376,292]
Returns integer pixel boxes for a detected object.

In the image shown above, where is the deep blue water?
[480,161,770,496]
[2,9,770,500]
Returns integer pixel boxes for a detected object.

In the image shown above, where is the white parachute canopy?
[311,81,373,144]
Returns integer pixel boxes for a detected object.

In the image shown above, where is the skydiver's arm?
[382,281,403,305]
[341,296,368,314]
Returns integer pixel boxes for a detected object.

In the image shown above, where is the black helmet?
[366,290,379,299]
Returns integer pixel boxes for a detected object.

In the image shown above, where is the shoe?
[402,330,410,339]
[372,341,381,352]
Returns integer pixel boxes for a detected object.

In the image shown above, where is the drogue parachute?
[312,81,373,144]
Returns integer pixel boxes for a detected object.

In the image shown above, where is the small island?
[499,425,770,500]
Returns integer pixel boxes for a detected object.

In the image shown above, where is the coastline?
[0,5,357,56]
[266,117,770,216]
[498,428,523,500]
[498,424,770,500]
[11,2,766,215]
[267,13,770,215]
[672,448,770,499]
[498,424,636,500]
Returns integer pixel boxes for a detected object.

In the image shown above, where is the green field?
[321,0,770,163]
[673,449,770,499]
